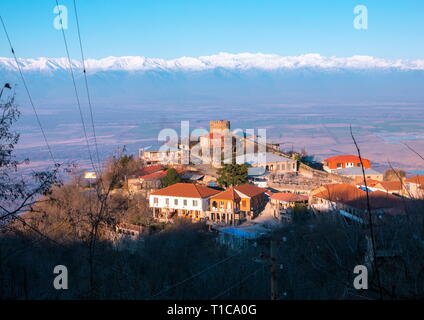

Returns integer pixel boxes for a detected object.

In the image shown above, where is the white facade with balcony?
[149,195,211,221]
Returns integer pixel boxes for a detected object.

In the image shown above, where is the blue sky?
[0,0,423,60]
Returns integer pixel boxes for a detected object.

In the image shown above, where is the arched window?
[212,201,217,210]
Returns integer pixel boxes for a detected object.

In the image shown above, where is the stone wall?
[210,120,230,134]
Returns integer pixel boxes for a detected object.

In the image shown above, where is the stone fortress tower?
[210,120,230,135]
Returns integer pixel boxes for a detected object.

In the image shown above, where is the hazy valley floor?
[14,102,424,175]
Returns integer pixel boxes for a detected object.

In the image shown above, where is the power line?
[350,125,383,300]
[72,0,102,172]
[0,15,56,165]
[54,0,98,174]
[147,251,242,299]
[211,266,263,300]
[11,214,137,292]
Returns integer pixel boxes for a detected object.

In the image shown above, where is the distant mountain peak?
[1,53,423,73]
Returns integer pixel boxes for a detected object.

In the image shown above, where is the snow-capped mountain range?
[1,52,423,107]
[1,53,424,73]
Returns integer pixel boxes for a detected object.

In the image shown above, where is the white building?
[405,175,424,199]
[234,152,297,173]
[139,145,181,165]
[149,183,220,222]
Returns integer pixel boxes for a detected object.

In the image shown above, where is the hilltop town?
[3,110,424,300]
[2,0,424,305]
[100,120,424,242]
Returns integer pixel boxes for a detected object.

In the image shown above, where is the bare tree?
[0,85,60,224]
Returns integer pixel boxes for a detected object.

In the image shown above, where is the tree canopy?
[162,168,181,187]
[217,163,248,187]
[384,169,406,181]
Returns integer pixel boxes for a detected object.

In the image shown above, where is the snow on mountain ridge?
[1,53,424,72]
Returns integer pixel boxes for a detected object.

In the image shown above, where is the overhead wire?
[211,266,264,299]
[0,15,56,165]
[72,0,102,172]
[54,0,98,175]
[147,251,242,299]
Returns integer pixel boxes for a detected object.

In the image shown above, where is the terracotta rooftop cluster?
[313,183,405,213]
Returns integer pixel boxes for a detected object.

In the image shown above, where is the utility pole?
[270,239,278,300]
[257,238,279,300]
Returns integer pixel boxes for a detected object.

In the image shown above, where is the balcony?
[211,207,240,214]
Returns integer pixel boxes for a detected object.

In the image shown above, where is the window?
[153,197,158,204]
[212,201,217,210]
[242,200,247,207]
[174,199,178,205]
[183,199,187,206]
[165,198,169,205]
[193,200,198,207]
[337,163,342,168]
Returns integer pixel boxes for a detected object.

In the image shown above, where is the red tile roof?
[324,155,365,163]
[313,184,369,203]
[405,175,424,185]
[270,193,308,202]
[210,188,241,201]
[347,191,404,211]
[140,170,167,181]
[140,168,185,181]
[234,184,267,198]
[362,179,381,187]
[324,155,371,169]
[313,184,404,212]
[150,183,220,198]
[376,181,403,192]
[140,165,165,176]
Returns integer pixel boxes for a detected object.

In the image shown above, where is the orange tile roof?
[405,175,424,185]
[234,184,267,198]
[376,181,403,192]
[323,155,371,170]
[324,155,367,163]
[357,179,402,192]
[210,188,241,201]
[362,179,381,187]
[141,168,185,181]
[150,183,220,198]
[140,170,167,181]
[347,191,404,211]
[313,184,363,203]
[140,165,165,176]
[313,184,404,211]
[270,193,308,202]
